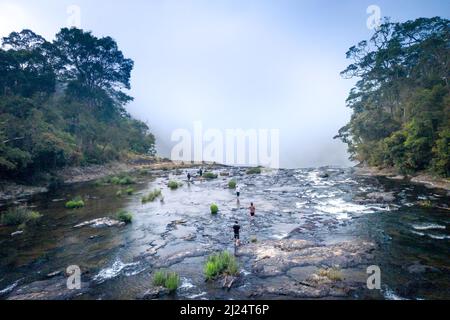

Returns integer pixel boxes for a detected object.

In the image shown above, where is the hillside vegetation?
[336,17,449,177]
[0,28,155,182]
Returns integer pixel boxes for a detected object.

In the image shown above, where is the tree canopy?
[336,17,450,177]
[0,28,155,182]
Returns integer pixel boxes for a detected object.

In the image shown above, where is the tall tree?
[53,28,134,110]
[336,17,450,176]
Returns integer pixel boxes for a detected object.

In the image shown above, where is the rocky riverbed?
[1,166,449,300]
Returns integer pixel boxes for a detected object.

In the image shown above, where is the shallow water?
[0,167,449,300]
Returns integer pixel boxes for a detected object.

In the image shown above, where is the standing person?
[198,168,203,177]
[233,221,241,247]
[187,172,191,182]
[249,203,256,219]
[236,184,241,199]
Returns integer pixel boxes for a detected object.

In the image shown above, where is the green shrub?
[0,206,42,226]
[246,167,262,174]
[431,128,450,177]
[117,210,133,224]
[105,175,135,185]
[152,270,180,292]
[228,180,237,189]
[142,189,162,203]
[116,187,134,197]
[204,251,239,280]
[250,236,258,243]
[210,203,219,215]
[204,172,218,179]
[110,176,121,185]
[168,180,182,190]
[119,176,135,185]
[65,196,85,209]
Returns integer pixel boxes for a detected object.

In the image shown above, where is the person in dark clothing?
[233,221,241,246]
[249,203,256,219]
[198,168,203,177]
[187,172,191,182]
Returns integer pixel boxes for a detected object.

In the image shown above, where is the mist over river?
[0,166,449,300]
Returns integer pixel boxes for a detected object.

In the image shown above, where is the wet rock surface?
[137,286,170,300]
[237,239,375,298]
[6,276,89,300]
[1,165,449,300]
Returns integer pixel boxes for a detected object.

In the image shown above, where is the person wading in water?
[236,184,241,199]
[249,203,256,220]
[232,221,241,255]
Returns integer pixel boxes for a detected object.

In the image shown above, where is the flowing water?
[0,167,449,300]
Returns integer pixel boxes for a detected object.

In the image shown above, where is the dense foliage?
[0,28,156,181]
[336,17,450,177]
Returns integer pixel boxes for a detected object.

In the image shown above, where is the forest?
[0,28,156,182]
[336,17,449,177]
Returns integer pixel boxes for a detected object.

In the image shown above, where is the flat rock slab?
[239,239,376,298]
[239,239,375,277]
[6,276,89,300]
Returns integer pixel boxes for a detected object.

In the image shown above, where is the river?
[0,166,449,300]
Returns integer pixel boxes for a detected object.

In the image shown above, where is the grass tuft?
[204,172,218,179]
[152,269,180,292]
[246,167,262,175]
[65,196,85,209]
[117,210,133,224]
[142,189,162,203]
[168,180,182,190]
[0,206,42,226]
[204,251,239,281]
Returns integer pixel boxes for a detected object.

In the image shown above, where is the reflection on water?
[0,167,449,299]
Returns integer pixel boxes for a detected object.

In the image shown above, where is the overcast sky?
[1,0,449,168]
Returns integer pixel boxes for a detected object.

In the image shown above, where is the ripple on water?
[315,198,374,220]
[93,259,141,283]
[410,229,450,240]
[412,223,446,231]
[0,279,20,296]
[383,288,408,300]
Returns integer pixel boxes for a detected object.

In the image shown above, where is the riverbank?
[0,156,209,204]
[354,166,450,192]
